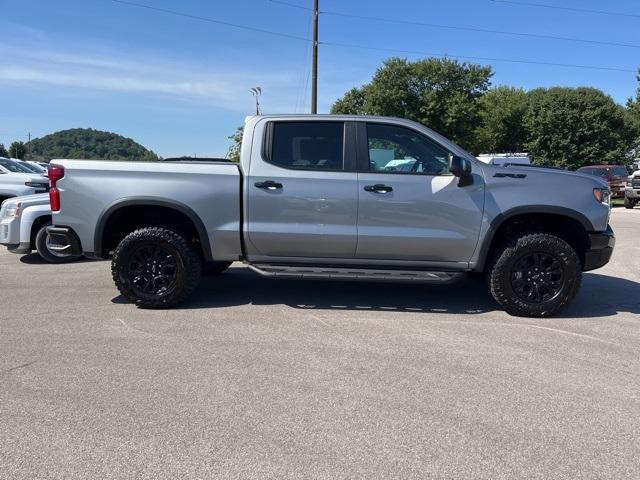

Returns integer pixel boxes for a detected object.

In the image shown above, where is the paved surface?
[1,209,639,479]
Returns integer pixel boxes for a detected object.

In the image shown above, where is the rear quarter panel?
[51,160,242,260]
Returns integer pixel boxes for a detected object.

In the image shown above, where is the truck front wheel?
[488,233,582,317]
[624,197,635,209]
[112,227,202,309]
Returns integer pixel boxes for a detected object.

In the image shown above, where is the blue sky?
[1,0,638,157]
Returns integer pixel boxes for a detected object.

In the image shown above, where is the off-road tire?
[35,221,80,264]
[112,227,202,309]
[488,233,582,317]
[624,197,634,209]
[202,261,232,276]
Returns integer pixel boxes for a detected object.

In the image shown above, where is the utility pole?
[27,132,31,160]
[311,0,318,114]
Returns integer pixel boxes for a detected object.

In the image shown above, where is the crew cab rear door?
[245,120,358,259]
[355,121,485,265]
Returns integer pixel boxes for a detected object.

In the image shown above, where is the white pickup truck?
[47,115,615,317]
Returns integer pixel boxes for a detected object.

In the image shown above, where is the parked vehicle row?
[0,193,81,262]
[576,165,629,199]
[45,114,615,317]
[0,157,49,204]
[625,169,640,209]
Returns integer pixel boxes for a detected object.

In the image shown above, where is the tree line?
[0,128,158,162]
[331,57,640,170]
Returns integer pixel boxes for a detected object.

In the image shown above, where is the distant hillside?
[29,128,158,161]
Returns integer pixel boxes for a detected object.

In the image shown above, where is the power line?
[489,0,640,20]
[108,0,637,75]
[269,0,640,49]
[323,41,636,74]
[110,0,311,42]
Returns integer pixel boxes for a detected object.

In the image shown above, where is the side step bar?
[248,264,464,284]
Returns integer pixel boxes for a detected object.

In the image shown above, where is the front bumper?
[583,225,615,271]
[625,187,640,199]
[0,217,23,250]
[46,226,83,256]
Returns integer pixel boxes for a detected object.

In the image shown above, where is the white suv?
[0,194,81,263]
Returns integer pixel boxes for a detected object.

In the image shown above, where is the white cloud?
[0,41,304,112]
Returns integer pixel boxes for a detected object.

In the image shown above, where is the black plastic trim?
[46,226,83,256]
[93,198,213,261]
[584,225,615,271]
[474,205,596,271]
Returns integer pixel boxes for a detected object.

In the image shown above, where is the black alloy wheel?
[127,243,179,296]
[510,252,564,304]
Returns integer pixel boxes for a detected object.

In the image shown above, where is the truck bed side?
[52,159,242,261]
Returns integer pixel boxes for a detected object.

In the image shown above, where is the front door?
[246,120,358,259]
[356,122,485,264]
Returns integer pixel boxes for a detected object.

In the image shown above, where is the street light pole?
[250,87,262,115]
[311,0,318,114]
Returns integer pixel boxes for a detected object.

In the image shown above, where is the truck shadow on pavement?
[114,267,640,318]
[19,253,99,265]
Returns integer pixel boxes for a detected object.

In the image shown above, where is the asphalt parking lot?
[1,209,639,479]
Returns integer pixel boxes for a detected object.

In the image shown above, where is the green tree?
[524,87,637,169]
[28,128,158,161]
[227,126,243,162]
[627,68,640,119]
[0,143,8,157]
[474,86,529,154]
[331,57,493,151]
[9,141,26,159]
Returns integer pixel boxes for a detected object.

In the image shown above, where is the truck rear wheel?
[112,227,202,309]
[488,233,582,317]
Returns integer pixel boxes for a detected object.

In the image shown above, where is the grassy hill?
[29,128,158,161]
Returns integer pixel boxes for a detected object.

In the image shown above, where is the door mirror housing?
[449,154,472,178]
[449,154,473,187]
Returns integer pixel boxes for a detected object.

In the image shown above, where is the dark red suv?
[576,165,629,198]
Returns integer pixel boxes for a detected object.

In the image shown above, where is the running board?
[248,264,464,283]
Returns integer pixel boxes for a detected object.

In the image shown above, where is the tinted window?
[0,158,31,173]
[269,122,344,170]
[367,124,449,175]
[612,166,628,177]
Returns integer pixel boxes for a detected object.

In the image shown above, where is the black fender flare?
[94,197,212,261]
[474,205,595,271]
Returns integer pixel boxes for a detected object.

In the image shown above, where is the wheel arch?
[94,197,212,261]
[30,214,53,250]
[474,206,594,272]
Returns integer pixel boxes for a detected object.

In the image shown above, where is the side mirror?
[449,154,472,180]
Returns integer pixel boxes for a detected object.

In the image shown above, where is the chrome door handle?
[254,180,283,190]
[364,184,393,193]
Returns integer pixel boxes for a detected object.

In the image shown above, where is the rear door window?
[267,122,345,171]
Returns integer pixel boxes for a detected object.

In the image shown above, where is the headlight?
[628,178,633,187]
[2,202,21,218]
[593,188,611,206]
[24,181,48,189]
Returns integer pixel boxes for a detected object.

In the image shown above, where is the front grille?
[633,178,640,188]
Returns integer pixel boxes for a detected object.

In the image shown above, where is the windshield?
[18,162,43,173]
[611,166,628,177]
[0,158,32,173]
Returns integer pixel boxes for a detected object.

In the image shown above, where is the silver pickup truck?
[47,115,615,317]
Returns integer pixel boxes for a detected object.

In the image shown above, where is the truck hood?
[0,172,48,185]
[490,164,609,188]
[3,192,50,207]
